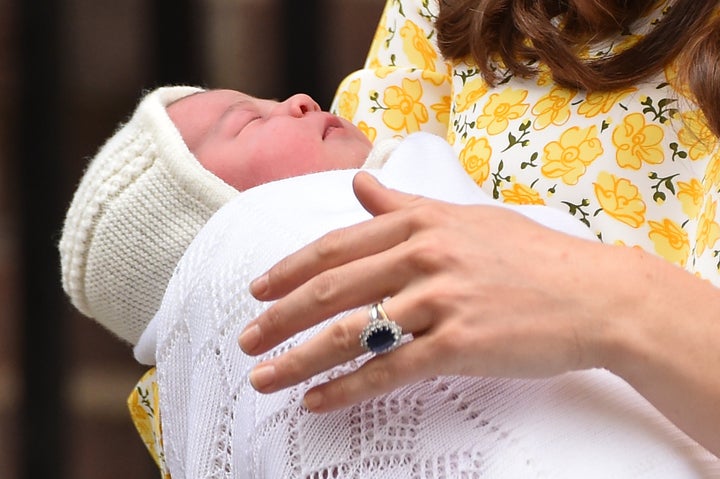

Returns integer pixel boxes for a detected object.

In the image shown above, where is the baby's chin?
[351,143,374,169]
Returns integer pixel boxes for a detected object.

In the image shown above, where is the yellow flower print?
[577,88,637,118]
[358,121,377,143]
[677,179,704,219]
[696,201,720,256]
[455,77,489,113]
[128,389,156,453]
[459,136,492,185]
[705,152,720,192]
[335,78,361,122]
[422,69,448,87]
[532,87,576,130]
[697,200,720,256]
[542,125,604,185]
[648,218,690,266]
[593,171,646,228]
[381,78,429,133]
[612,113,665,169]
[678,110,718,160]
[536,65,553,87]
[476,88,530,135]
[400,20,437,71]
[373,65,395,79]
[431,95,451,125]
[501,183,545,205]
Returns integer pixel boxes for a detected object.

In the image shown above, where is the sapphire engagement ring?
[359,301,403,354]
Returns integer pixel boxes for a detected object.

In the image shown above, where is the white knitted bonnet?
[59,86,239,345]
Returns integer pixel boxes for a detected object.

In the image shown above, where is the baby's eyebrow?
[217,100,257,129]
[222,99,254,118]
[217,99,261,136]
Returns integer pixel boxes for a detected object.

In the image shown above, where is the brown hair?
[436,0,720,135]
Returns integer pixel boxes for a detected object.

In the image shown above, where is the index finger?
[250,172,422,301]
[249,216,404,303]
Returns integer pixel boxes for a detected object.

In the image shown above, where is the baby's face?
[167,89,373,191]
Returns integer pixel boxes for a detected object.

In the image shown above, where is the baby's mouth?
[322,116,343,139]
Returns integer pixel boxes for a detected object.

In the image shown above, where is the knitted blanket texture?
[139,133,719,478]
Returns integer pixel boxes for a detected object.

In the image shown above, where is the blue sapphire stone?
[366,326,398,353]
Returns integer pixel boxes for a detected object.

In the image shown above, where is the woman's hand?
[238,172,720,455]
[238,172,614,411]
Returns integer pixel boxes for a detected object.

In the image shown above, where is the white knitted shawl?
[137,133,719,478]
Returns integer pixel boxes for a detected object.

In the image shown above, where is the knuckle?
[405,234,452,273]
[276,351,303,381]
[315,228,347,261]
[327,321,357,353]
[406,202,447,229]
[309,271,342,306]
[428,281,469,313]
[428,322,470,357]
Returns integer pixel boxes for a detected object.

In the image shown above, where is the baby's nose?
[281,93,321,117]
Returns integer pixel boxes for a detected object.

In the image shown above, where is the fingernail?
[249,364,276,390]
[303,390,323,411]
[238,325,261,352]
[250,274,268,297]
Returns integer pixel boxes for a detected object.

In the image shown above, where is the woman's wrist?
[593,245,717,375]
[578,244,659,373]
[583,243,720,452]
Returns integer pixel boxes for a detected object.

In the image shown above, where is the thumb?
[352,171,420,216]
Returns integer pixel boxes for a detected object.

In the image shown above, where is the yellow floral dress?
[331,0,720,282]
[130,0,720,474]
[128,368,170,478]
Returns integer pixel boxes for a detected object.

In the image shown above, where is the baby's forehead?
[167,90,246,142]
[169,89,280,125]
[175,89,254,112]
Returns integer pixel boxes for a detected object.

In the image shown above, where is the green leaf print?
[640,96,679,124]
[648,172,679,203]
[561,199,592,227]
[491,159,512,199]
[501,120,531,152]
[669,142,688,161]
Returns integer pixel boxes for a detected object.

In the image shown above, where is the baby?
[59,86,375,346]
[60,85,594,348]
